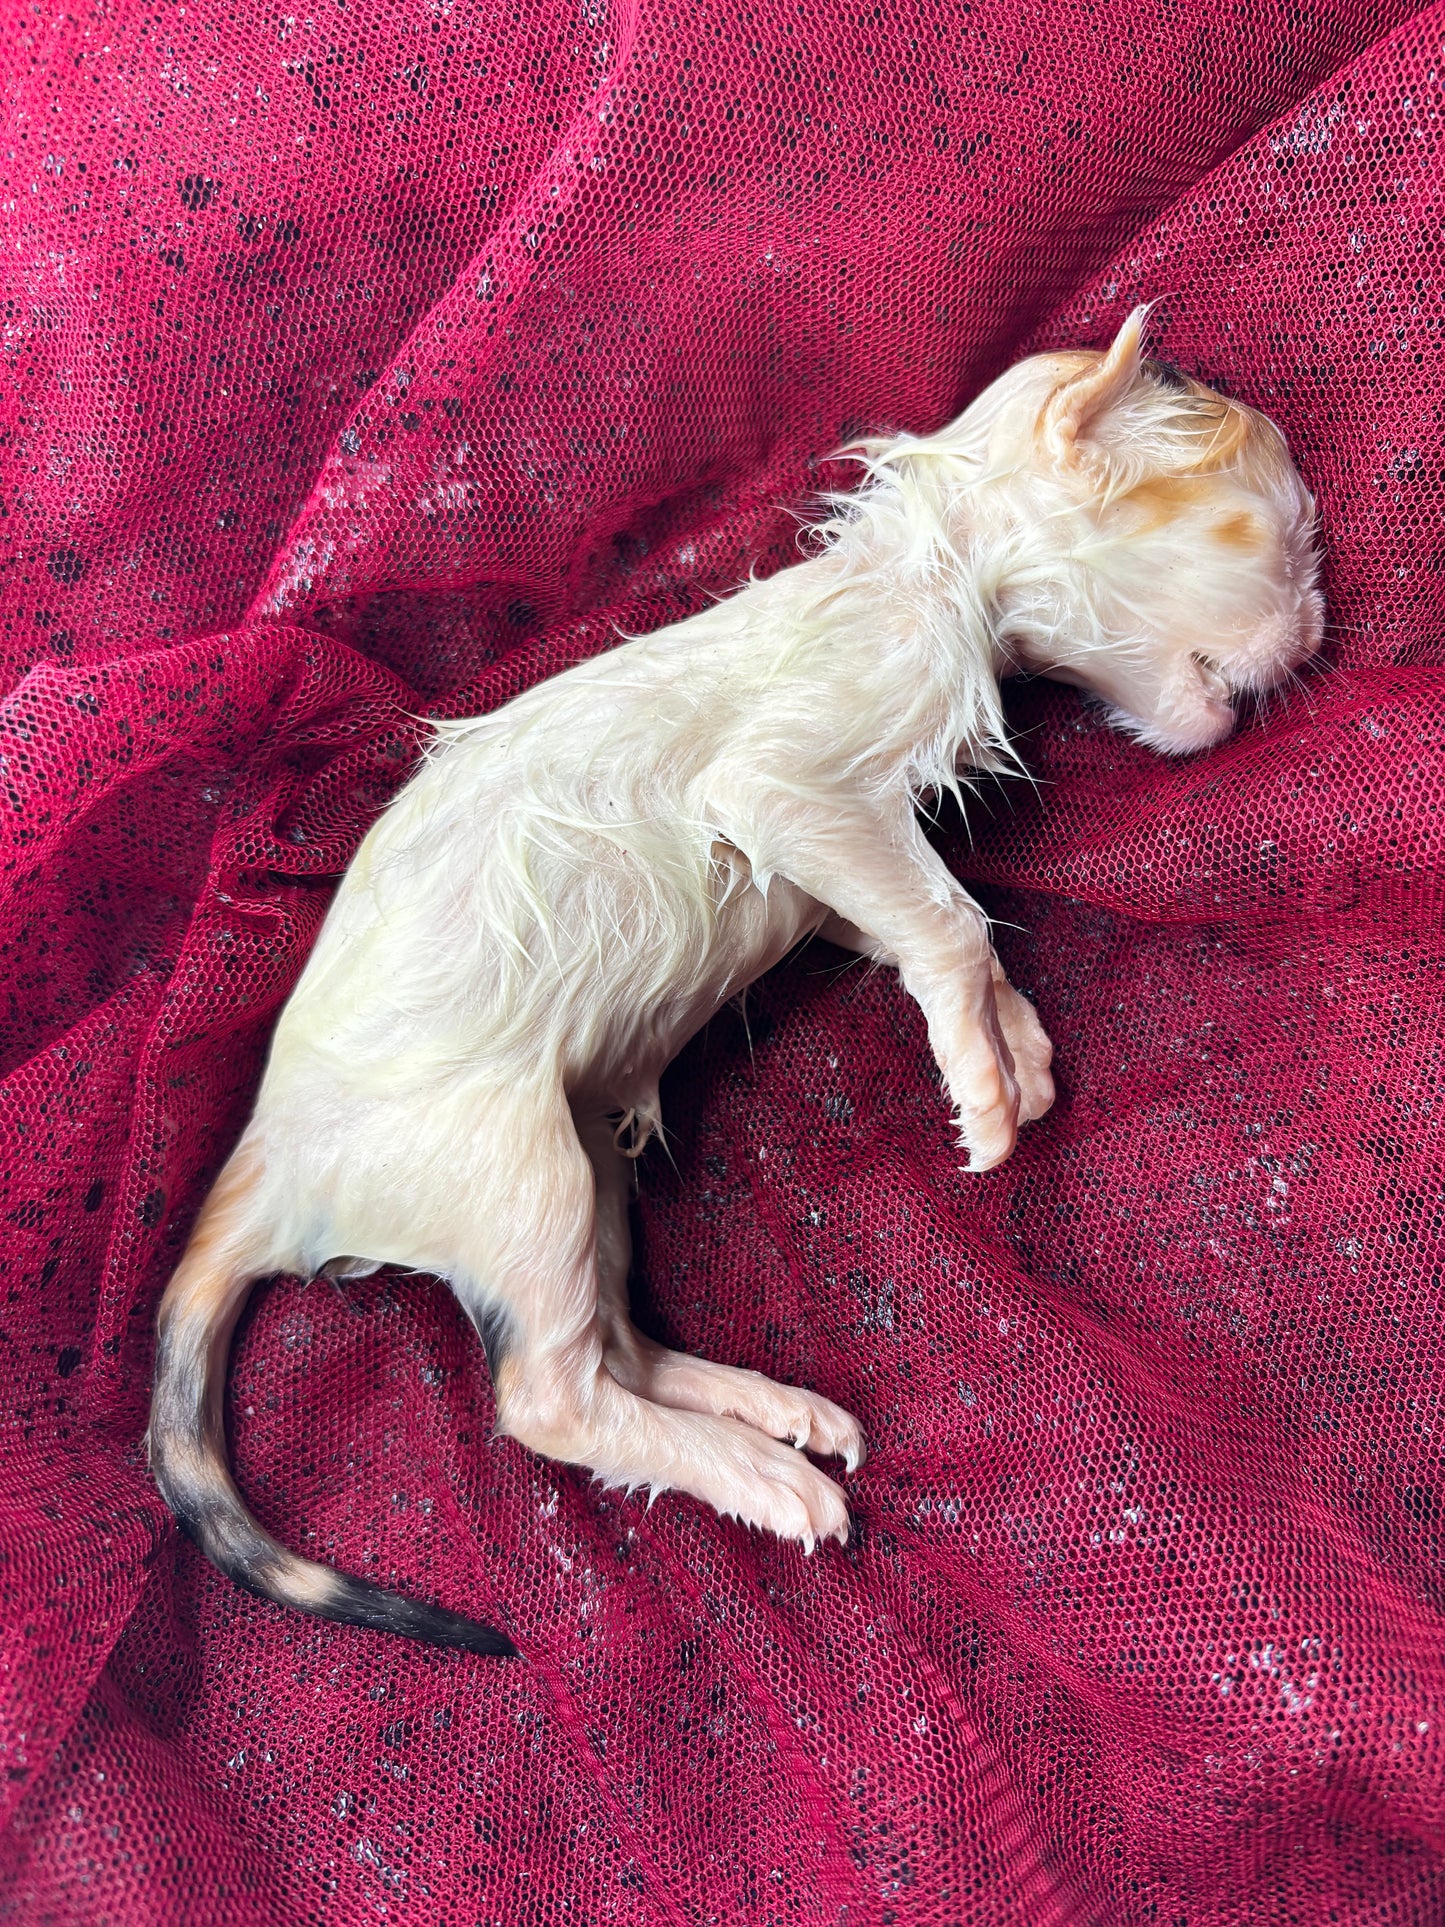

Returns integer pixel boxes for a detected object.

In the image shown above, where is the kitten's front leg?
[987,958,1055,1129]
[818,912,1054,1134]
[728,792,1052,1169]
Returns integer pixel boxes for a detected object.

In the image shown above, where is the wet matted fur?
[148,311,1323,1655]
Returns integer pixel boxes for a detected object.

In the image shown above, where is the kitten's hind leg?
[576,1116,865,1474]
[449,1104,851,1548]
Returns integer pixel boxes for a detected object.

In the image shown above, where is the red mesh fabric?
[1,0,1443,1917]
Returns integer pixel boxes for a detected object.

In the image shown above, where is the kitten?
[148,311,1323,1656]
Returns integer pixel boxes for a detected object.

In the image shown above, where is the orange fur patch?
[1117,473,1265,550]
[157,1137,265,1329]
[1212,510,1263,553]
[1117,474,1209,531]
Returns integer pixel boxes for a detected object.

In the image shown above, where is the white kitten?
[148,310,1322,1655]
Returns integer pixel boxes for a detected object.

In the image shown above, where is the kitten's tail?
[146,1141,519,1658]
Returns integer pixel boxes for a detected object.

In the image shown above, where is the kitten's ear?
[1039,305,1150,464]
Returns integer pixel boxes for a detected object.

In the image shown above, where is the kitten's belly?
[568,861,824,1119]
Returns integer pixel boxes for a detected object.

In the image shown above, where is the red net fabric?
[2,0,1442,1918]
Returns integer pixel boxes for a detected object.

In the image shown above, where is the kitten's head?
[953,309,1323,753]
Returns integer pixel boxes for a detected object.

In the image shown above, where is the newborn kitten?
[148,310,1323,1655]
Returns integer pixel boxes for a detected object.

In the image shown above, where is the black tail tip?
[325,1571,522,1658]
[154,1470,522,1657]
[437,1610,521,1659]
[460,1623,522,1660]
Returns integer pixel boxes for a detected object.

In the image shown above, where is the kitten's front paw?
[949,1046,1021,1173]
[932,961,1052,1172]
[991,969,1055,1126]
